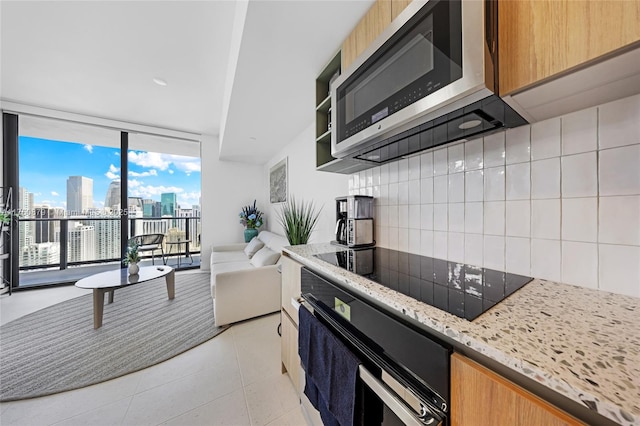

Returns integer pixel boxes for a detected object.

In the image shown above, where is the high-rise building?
[87,217,120,260]
[142,199,155,217]
[67,176,93,215]
[104,180,121,211]
[68,224,96,262]
[18,187,35,253]
[161,193,177,217]
[153,201,162,217]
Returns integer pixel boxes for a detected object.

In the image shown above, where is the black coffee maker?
[334,195,374,248]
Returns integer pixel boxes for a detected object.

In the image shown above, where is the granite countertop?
[283,243,639,426]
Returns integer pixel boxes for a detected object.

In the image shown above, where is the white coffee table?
[75,266,175,329]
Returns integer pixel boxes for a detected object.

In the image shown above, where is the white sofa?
[210,230,289,326]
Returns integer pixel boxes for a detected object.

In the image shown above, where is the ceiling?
[0,0,374,164]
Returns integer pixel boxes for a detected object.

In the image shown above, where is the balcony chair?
[129,233,166,265]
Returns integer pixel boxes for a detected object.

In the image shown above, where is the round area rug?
[0,272,229,401]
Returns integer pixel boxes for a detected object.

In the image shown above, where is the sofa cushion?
[257,231,289,253]
[250,246,281,267]
[210,250,249,265]
[243,237,264,258]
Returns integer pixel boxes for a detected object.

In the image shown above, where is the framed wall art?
[269,157,287,203]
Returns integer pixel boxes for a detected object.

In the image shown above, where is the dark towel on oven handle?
[299,305,361,426]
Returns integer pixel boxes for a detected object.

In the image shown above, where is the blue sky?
[19,137,201,209]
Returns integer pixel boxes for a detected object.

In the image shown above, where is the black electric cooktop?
[314,247,533,321]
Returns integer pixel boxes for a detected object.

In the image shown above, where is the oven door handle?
[358,365,442,426]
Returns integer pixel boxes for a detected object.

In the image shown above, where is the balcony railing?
[15,216,201,288]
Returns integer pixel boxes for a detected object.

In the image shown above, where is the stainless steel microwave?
[331,0,527,164]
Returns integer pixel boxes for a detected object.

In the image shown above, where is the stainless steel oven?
[300,267,451,426]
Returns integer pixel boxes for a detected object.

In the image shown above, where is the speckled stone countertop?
[283,243,639,426]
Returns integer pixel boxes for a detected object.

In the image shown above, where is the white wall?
[200,134,265,270]
[353,93,640,298]
[262,122,349,243]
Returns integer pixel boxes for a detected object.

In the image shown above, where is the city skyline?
[19,136,201,210]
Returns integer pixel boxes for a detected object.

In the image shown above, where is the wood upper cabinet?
[391,0,412,21]
[499,0,640,95]
[451,353,584,426]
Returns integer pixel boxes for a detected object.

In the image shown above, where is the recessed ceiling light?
[152,77,167,86]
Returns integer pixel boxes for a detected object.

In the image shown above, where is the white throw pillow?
[250,246,281,267]
[243,237,265,258]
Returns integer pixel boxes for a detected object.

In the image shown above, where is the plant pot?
[244,228,259,243]
[128,262,139,275]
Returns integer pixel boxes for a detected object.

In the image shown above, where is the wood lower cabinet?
[280,255,303,395]
[499,0,640,95]
[281,310,301,395]
[451,353,584,426]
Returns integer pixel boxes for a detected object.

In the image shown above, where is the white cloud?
[168,170,174,174]
[128,184,184,200]
[83,144,93,153]
[51,191,59,196]
[115,152,120,157]
[127,151,200,175]
[178,191,202,209]
[128,179,143,188]
[128,151,171,171]
[129,169,158,178]
[105,164,120,180]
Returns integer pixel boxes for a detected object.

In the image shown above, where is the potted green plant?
[239,200,264,242]
[277,197,322,245]
[124,240,141,275]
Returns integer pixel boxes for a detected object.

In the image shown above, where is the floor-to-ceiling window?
[8,115,201,288]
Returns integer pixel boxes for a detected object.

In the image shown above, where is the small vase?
[128,262,139,275]
[244,228,259,243]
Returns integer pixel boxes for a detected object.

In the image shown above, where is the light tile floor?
[0,273,305,426]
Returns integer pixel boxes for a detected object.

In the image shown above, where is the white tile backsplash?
[464,234,484,266]
[506,200,531,238]
[364,94,640,298]
[484,201,505,236]
[398,181,409,205]
[408,156,421,180]
[561,152,598,198]
[465,202,483,234]
[531,158,560,199]
[506,163,531,200]
[599,144,640,196]
[562,197,597,243]
[420,178,433,204]
[483,132,505,167]
[408,179,421,205]
[562,108,597,155]
[448,143,465,174]
[598,244,640,297]
[420,151,434,177]
[484,166,505,201]
[448,232,465,263]
[506,237,531,276]
[465,170,484,202]
[562,241,598,288]
[484,235,505,270]
[448,203,465,233]
[506,126,531,164]
[531,239,561,281]
[433,204,448,232]
[599,195,640,246]
[433,176,448,203]
[433,148,448,176]
[531,117,561,160]
[531,199,560,240]
[464,139,483,170]
[448,173,465,203]
[598,93,640,149]
[421,204,433,230]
